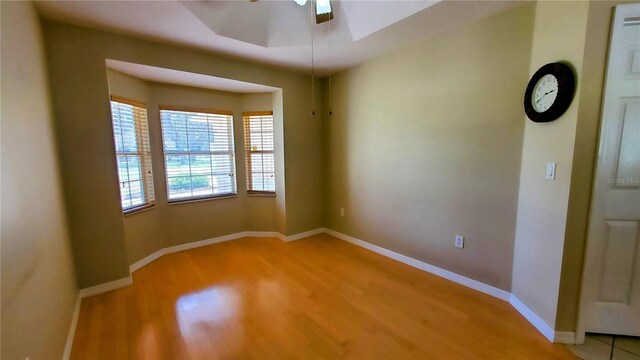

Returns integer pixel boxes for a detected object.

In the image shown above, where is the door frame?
[575,2,640,345]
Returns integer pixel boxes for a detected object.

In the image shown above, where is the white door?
[581,3,640,337]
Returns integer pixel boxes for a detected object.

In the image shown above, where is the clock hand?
[536,89,557,103]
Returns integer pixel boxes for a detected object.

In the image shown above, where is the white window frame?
[243,111,276,194]
[159,106,237,203]
[109,96,155,214]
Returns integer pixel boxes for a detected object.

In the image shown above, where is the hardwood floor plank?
[71,234,575,359]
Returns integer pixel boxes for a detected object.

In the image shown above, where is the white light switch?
[546,162,556,180]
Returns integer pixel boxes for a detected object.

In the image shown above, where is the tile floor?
[568,334,640,360]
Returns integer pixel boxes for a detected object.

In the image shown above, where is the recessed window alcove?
[105,60,286,266]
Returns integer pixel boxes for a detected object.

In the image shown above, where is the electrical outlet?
[340,208,345,217]
[455,235,464,249]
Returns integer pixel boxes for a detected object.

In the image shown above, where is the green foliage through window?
[160,109,236,201]
[168,176,210,192]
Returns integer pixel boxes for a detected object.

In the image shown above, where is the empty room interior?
[2,0,640,359]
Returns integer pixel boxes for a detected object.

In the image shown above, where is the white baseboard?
[324,228,511,301]
[324,228,576,344]
[554,331,576,344]
[245,231,281,238]
[285,227,325,242]
[129,248,166,273]
[69,227,571,353]
[163,232,246,255]
[62,294,81,360]
[78,277,133,298]
[68,276,134,358]
[130,232,245,273]
[509,294,555,342]
[129,229,325,274]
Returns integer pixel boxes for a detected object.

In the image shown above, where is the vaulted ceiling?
[36,0,525,75]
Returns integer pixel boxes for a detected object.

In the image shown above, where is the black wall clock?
[524,62,575,123]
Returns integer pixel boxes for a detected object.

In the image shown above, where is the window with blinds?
[110,97,155,213]
[160,107,237,202]
[243,111,275,193]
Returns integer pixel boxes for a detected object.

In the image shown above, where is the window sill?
[248,192,276,197]
[168,194,238,205]
[123,203,155,216]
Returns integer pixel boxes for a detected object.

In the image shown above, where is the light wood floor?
[71,234,576,359]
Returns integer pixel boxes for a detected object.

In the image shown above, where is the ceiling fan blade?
[315,0,333,24]
[316,11,333,24]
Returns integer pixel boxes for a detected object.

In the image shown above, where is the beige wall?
[242,92,283,231]
[512,1,638,333]
[107,70,280,264]
[44,21,324,288]
[323,3,536,291]
[555,0,636,332]
[0,2,78,358]
[9,0,619,340]
[511,1,590,329]
[101,0,625,335]
[106,70,162,264]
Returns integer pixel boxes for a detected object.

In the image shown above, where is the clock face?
[524,62,575,123]
[531,74,559,113]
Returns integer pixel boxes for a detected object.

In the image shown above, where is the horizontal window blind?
[110,97,155,212]
[160,108,236,201]
[243,111,275,193]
